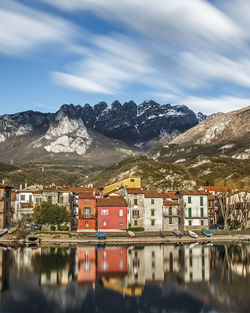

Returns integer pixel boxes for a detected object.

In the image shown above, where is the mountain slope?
[0,100,205,163]
[170,106,250,159]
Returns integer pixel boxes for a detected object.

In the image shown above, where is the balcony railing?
[81,214,95,219]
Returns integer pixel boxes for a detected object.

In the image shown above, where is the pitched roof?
[126,188,144,194]
[69,187,99,195]
[202,186,227,192]
[78,192,96,199]
[161,191,178,200]
[144,191,163,198]
[96,196,127,207]
[178,190,208,196]
[0,183,11,189]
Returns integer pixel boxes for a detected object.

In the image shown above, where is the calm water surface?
[0,243,249,313]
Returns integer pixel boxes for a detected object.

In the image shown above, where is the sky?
[1,0,250,115]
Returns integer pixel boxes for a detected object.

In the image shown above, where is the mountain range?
[0,100,206,164]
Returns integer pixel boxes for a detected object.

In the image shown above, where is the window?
[20,195,25,201]
[36,197,42,203]
[188,208,192,217]
[188,196,191,204]
[134,199,138,206]
[201,220,204,226]
[169,206,172,215]
[119,260,124,269]
[238,209,241,216]
[200,196,203,206]
[169,217,173,224]
[85,199,89,203]
[151,209,155,216]
[152,251,155,258]
[134,220,138,226]
[201,207,204,217]
[189,220,192,226]
[103,220,107,226]
[130,179,134,182]
[132,210,139,218]
[151,199,155,205]
[101,209,109,215]
[29,195,32,202]
[190,272,193,281]
[83,208,91,218]
[85,221,89,227]
[48,195,52,203]
[119,209,123,217]
[189,256,193,267]
[151,220,155,226]
[120,222,123,226]
[152,261,155,268]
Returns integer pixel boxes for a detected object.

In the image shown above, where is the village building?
[41,186,74,211]
[163,200,179,231]
[178,190,208,230]
[0,183,11,229]
[208,193,217,225]
[77,191,96,232]
[123,188,145,229]
[103,177,141,195]
[97,196,127,231]
[143,191,163,231]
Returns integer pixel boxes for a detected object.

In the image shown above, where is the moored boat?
[0,228,8,237]
[202,228,213,237]
[173,229,183,238]
[188,230,199,238]
[128,231,135,238]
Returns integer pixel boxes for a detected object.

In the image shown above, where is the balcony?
[81,214,95,219]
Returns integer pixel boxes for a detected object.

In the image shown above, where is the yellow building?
[103,177,141,195]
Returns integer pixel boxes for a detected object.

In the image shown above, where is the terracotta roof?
[96,196,127,207]
[126,188,144,194]
[163,200,178,206]
[208,193,216,200]
[202,186,227,192]
[69,187,99,195]
[0,184,11,189]
[144,191,163,198]
[178,190,208,195]
[161,191,178,200]
[78,192,96,199]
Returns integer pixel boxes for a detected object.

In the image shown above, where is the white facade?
[144,197,163,231]
[14,191,34,220]
[179,193,208,230]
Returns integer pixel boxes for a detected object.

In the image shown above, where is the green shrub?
[50,225,56,231]
[230,220,241,230]
[58,224,68,231]
[127,227,144,232]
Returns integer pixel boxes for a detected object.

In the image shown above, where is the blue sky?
[1,0,250,115]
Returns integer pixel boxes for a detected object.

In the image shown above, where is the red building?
[97,247,127,277]
[97,196,127,231]
[77,247,96,283]
[78,191,96,231]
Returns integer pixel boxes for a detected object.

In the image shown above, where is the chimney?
[20,184,23,190]
[25,183,28,189]
[2,179,4,185]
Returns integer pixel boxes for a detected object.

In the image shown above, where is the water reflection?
[0,243,249,313]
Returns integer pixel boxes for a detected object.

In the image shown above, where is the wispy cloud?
[0,0,78,55]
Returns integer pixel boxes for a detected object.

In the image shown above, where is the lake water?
[0,243,249,313]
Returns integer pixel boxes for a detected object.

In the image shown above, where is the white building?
[178,190,208,230]
[143,191,163,231]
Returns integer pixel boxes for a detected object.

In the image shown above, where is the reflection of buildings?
[0,248,9,294]
[181,246,210,283]
[97,247,127,277]
[77,247,96,284]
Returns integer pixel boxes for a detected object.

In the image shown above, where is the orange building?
[77,247,96,283]
[78,191,96,231]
